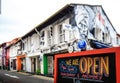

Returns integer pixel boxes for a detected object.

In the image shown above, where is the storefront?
[10,58,16,70]
[54,47,120,83]
[41,54,54,76]
[16,54,26,71]
[30,56,40,73]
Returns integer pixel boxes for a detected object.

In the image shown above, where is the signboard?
[58,53,116,83]
[54,47,120,83]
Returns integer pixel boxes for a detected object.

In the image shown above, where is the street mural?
[72,5,114,39]
[67,5,116,50]
[58,53,116,83]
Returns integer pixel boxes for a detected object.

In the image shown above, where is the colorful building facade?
[1,43,7,69]
[0,44,2,69]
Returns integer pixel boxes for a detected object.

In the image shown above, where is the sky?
[0,0,120,44]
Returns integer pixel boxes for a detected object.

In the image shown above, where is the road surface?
[0,70,53,83]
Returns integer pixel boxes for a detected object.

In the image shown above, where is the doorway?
[31,58,36,73]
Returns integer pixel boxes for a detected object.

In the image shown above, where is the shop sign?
[57,53,116,83]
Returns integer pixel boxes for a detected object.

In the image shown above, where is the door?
[34,58,36,72]
[13,59,16,70]
[47,56,53,75]
[31,58,36,73]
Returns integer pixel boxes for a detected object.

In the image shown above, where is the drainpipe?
[35,28,40,36]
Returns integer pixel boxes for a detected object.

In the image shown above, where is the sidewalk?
[18,71,54,81]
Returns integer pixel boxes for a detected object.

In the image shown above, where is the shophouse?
[5,44,10,70]
[14,39,26,72]
[19,30,40,74]
[8,38,20,71]
[39,4,117,76]
[0,44,2,69]
[1,43,7,69]
[0,41,11,69]
[18,4,118,76]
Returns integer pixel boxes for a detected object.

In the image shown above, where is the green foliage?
[36,69,40,75]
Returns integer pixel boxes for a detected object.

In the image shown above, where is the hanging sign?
[77,39,87,49]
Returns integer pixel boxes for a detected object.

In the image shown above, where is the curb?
[17,72,31,76]
[18,72,54,81]
[32,75,54,81]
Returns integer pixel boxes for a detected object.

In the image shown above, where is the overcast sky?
[0,0,120,44]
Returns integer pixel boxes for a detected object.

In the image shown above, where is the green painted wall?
[43,54,48,75]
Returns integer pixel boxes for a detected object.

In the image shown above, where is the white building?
[33,4,118,76]
[25,33,40,73]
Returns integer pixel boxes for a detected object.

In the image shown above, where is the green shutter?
[43,54,48,75]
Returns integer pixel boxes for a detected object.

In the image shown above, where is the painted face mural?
[74,6,89,39]
[72,5,113,40]
[69,5,116,50]
[71,5,96,50]
[72,5,99,41]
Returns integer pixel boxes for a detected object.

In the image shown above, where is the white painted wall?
[40,53,44,74]
[9,45,17,70]
[27,36,31,52]
[25,33,41,72]
[26,56,31,72]
[54,25,59,45]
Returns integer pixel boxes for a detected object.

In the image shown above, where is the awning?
[16,54,26,59]
[90,40,111,49]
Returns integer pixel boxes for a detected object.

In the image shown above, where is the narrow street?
[0,70,53,83]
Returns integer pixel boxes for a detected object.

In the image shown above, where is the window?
[59,24,65,43]
[27,36,31,52]
[116,36,120,45]
[103,32,110,43]
[102,32,105,42]
[40,31,45,46]
[48,27,53,46]
[95,28,102,41]
[36,34,40,50]
[22,42,25,51]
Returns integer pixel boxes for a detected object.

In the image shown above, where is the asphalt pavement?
[0,70,54,83]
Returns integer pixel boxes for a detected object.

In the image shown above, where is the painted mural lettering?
[79,56,109,76]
